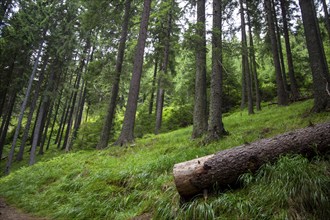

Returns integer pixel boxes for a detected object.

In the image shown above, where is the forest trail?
[0,198,47,220]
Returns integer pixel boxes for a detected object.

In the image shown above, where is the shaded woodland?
[0,0,329,174]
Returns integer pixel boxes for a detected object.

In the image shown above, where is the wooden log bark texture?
[173,122,330,199]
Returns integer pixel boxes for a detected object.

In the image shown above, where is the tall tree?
[16,54,49,161]
[207,0,226,142]
[246,0,261,111]
[62,50,86,152]
[264,0,288,106]
[115,0,152,146]
[0,94,16,162]
[30,62,56,165]
[299,0,330,112]
[149,56,158,115]
[240,0,254,114]
[96,0,131,149]
[280,0,300,100]
[272,0,289,92]
[192,0,208,138]
[5,34,45,174]
[155,0,173,134]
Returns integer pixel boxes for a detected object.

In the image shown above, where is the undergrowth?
[0,99,329,219]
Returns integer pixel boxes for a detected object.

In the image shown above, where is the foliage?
[0,99,329,219]
[134,103,193,138]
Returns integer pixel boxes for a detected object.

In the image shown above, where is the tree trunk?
[97,0,131,149]
[264,0,288,106]
[247,1,261,111]
[40,101,53,152]
[0,93,16,161]
[149,57,158,115]
[63,40,91,151]
[62,67,82,151]
[0,54,16,119]
[115,0,152,146]
[46,91,62,150]
[16,54,49,161]
[155,1,172,135]
[30,64,55,165]
[155,87,165,134]
[56,94,70,148]
[240,0,254,115]
[273,0,288,93]
[4,37,44,174]
[71,48,93,145]
[280,0,300,100]
[207,0,226,142]
[173,121,330,200]
[192,0,208,138]
[71,81,87,141]
[37,96,53,155]
[299,0,330,112]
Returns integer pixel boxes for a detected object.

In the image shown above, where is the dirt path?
[0,198,47,220]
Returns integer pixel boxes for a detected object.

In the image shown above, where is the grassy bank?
[0,99,329,219]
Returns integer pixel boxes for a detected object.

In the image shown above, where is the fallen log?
[173,122,330,200]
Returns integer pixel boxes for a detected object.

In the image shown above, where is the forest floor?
[0,198,47,220]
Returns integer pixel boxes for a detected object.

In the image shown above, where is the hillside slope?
[0,100,329,219]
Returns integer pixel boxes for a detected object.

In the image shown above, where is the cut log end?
[173,155,214,198]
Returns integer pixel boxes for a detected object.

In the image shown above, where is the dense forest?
[0,0,330,219]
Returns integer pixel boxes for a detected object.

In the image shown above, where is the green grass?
[0,99,329,219]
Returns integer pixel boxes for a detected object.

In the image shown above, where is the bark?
[56,94,70,148]
[280,0,300,100]
[192,0,208,138]
[62,64,82,151]
[173,121,330,200]
[71,46,93,143]
[0,54,16,134]
[272,0,288,92]
[85,103,90,122]
[155,2,172,135]
[155,87,165,134]
[30,64,55,165]
[240,0,254,115]
[63,40,91,151]
[299,0,330,112]
[0,94,16,161]
[46,91,62,150]
[40,101,53,152]
[207,0,226,142]
[97,0,131,149]
[0,95,5,120]
[36,100,50,155]
[240,69,247,109]
[16,55,49,161]
[0,55,16,119]
[5,37,44,175]
[54,69,74,146]
[115,0,152,146]
[265,0,288,106]
[71,81,87,141]
[247,1,261,111]
[149,57,158,115]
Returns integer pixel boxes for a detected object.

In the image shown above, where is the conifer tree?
[115,0,152,145]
